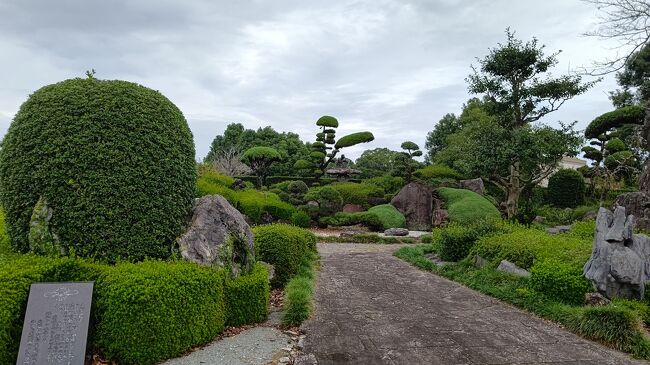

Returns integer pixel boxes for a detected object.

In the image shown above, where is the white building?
[538,156,587,187]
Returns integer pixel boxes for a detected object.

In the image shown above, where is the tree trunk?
[505,161,521,219]
[640,160,650,194]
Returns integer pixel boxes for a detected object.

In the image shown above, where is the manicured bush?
[304,186,344,217]
[319,211,384,231]
[253,224,316,287]
[415,164,463,181]
[471,226,592,270]
[529,259,592,305]
[438,220,507,262]
[364,175,405,195]
[437,188,501,224]
[367,204,406,229]
[574,305,649,356]
[330,182,385,207]
[0,78,196,261]
[585,105,646,139]
[547,169,586,208]
[94,261,226,365]
[224,263,270,327]
[291,211,311,228]
[288,180,309,195]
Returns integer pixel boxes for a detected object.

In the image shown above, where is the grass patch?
[394,245,650,360]
[282,252,319,326]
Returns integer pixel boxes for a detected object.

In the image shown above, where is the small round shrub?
[0,78,196,261]
[291,211,311,228]
[437,188,501,224]
[288,180,309,195]
[330,182,385,207]
[547,169,586,208]
[367,204,406,229]
[253,224,316,287]
[529,259,592,305]
[224,263,270,327]
[305,186,343,217]
[438,220,505,262]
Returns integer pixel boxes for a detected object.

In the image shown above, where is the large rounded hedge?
[547,169,585,208]
[0,77,196,261]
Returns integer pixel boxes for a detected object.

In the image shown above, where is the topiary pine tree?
[241,146,282,188]
[398,141,423,182]
[0,76,196,261]
[294,116,374,180]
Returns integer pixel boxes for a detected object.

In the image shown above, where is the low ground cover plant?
[282,251,319,326]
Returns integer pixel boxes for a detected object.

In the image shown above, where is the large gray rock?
[497,260,530,277]
[583,206,650,299]
[614,192,650,231]
[390,182,433,231]
[545,225,572,234]
[459,178,485,195]
[178,195,255,277]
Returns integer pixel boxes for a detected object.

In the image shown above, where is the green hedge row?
[0,257,270,365]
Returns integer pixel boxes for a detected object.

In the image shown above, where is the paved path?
[301,243,647,365]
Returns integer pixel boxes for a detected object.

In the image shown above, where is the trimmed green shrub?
[330,182,384,207]
[319,211,384,231]
[253,224,316,287]
[471,226,592,270]
[282,252,318,326]
[224,263,270,327]
[415,164,463,180]
[0,78,196,261]
[288,180,309,195]
[438,220,507,262]
[585,105,645,139]
[291,211,311,228]
[574,305,649,355]
[364,175,405,195]
[367,204,406,229]
[94,261,226,365]
[304,186,343,217]
[547,169,586,208]
[529,259,592,305]
[437,188,501,224]
[335,132,375,148]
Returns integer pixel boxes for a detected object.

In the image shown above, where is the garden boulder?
[384,228,409,236]
[178,195,255,277]
[583,206,650,300]
[459,178,485,195]
[614,192,650,231]
[390,182,433,231]
[497,260,530,277]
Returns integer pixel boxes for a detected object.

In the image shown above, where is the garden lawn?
[437,187,500,224]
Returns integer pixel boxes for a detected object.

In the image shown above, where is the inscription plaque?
[16,282,93,365]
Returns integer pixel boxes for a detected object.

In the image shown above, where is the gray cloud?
[0,0,625,160]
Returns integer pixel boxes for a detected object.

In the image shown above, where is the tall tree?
[205,123,310,176]
[354,148,402,178]
[241,147,281,188]
[464,29,594,218]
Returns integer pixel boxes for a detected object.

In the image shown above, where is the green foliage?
[241,146,281,162]
[438,220,507,261]
[363,175,405,195]
[224,263,270,327]
[304,186,343,217]
[367,204,407,229]
[205,123,311,176]
[330,182,385,208]
[319,234,417,244]
[355,148,403,178]
[282,252,318,326]
[334,132,375,149]
[415,164,463,181]
[425,113,463,162]
[320,211,384,231]
[605,150,636,169]
[437,188,501,224]
[574,306,650,357]
[0,78,196,261]
[288,180,309,195]
[605,137,626,153]
[291,211,311,228]
[547,169,586,208]
[471,226,592,270]
[401,141,419,151]
[529,259,592,305]
[316,115,339,128]
[253,224,316,287]
[585,105,645,139]
[196,169,296,224]
[94,261,226,365]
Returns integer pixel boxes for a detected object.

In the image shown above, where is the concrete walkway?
[300,243,647,365]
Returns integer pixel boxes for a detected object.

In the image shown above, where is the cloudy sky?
[0,0,625,161]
